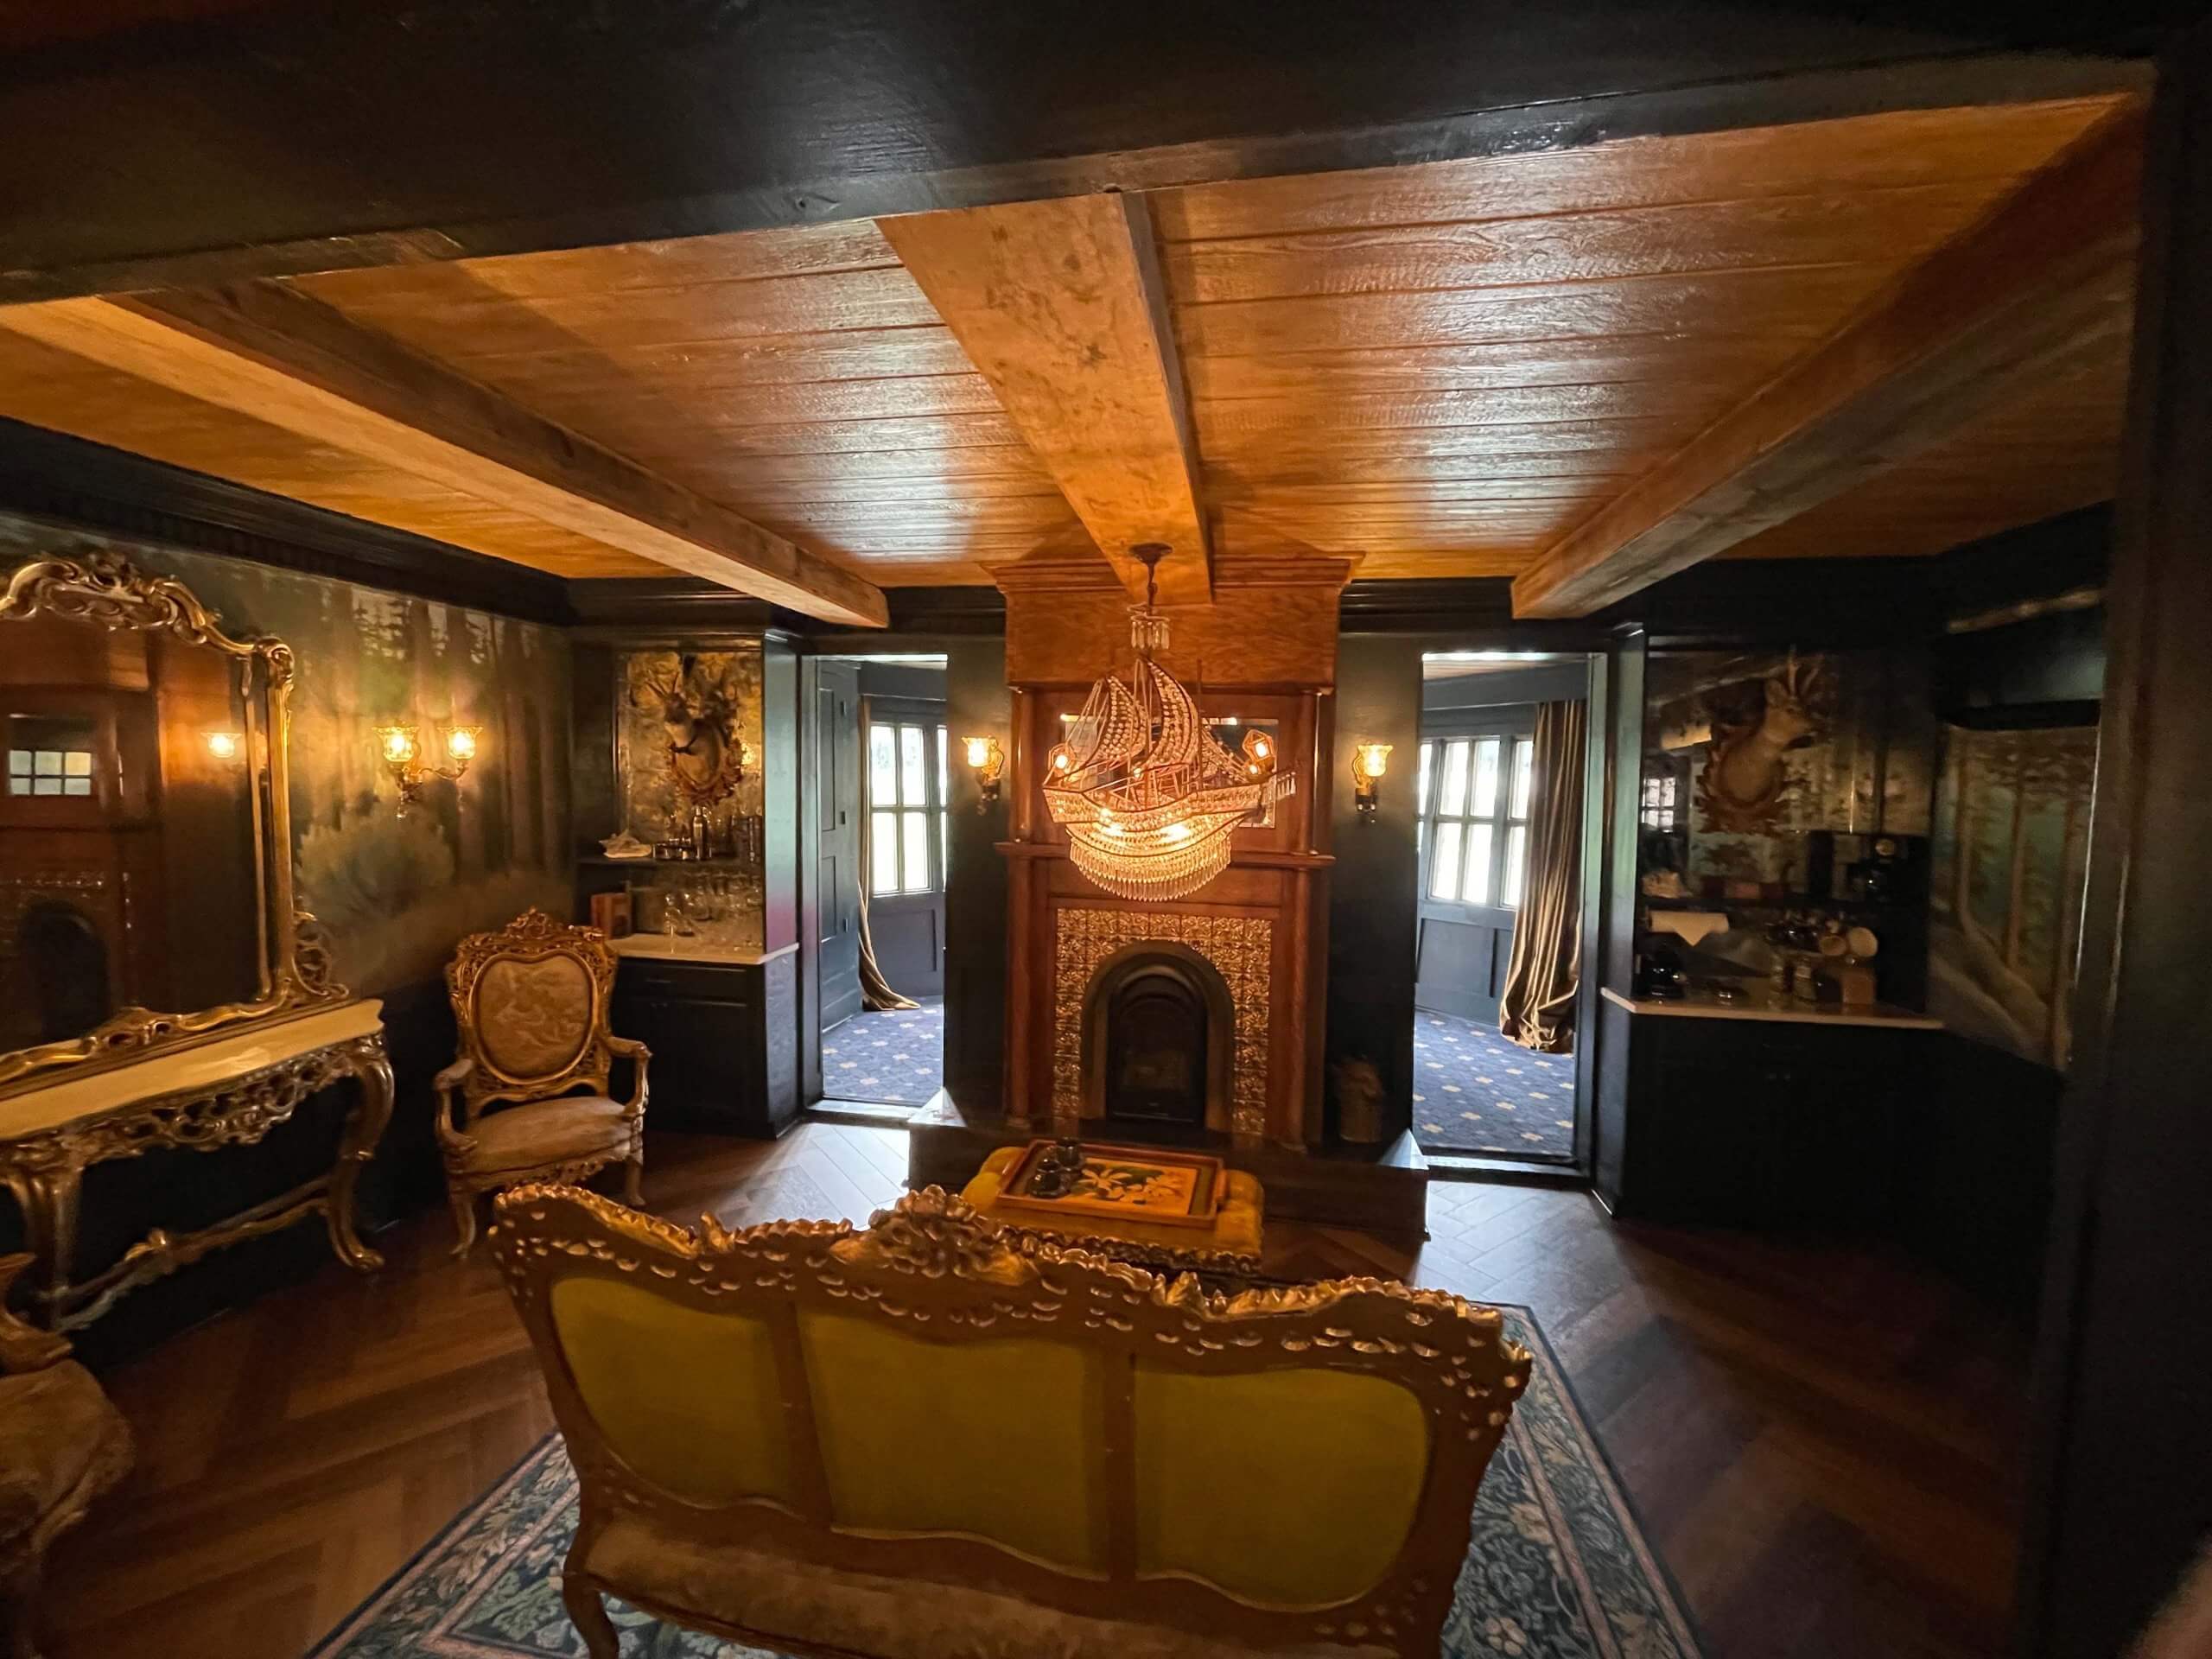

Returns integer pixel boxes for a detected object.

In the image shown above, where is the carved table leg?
[0,1165,82,1332]
[323,1035,394,1274]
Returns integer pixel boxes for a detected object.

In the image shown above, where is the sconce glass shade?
[1353,741,1394,782]
[377,724,421,766]
[203,731,243,760]
[443,724,481,764]
[963,735,995,770]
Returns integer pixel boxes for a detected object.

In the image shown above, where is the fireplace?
[1084,945,1233,1130]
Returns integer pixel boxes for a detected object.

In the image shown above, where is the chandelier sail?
[1042,545,1293,901]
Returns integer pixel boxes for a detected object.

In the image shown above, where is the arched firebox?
[1078,941,1236,1132]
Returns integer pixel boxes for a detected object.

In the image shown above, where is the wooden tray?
[992,1140,1225,1230]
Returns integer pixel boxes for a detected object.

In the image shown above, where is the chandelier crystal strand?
[1042,545,1293,902]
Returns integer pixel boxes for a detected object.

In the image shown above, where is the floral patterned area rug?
[820,998,944,1107]
[310,1309,1700,1659]
[1414,1012,1578,1161]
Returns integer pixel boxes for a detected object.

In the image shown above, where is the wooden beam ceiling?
[878,193,1212,604]
[1510,102,2145,619]
[0,283,888,626]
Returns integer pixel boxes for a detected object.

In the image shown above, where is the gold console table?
[0,1001,392,1332]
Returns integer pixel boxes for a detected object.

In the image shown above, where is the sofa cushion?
[585,1516,1395,1659]
[798,1310,1102,1571]
[550,1277,791,1507]
[1134,1365,1427,1605]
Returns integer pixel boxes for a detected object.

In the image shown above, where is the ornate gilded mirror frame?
[0,550,347,1096]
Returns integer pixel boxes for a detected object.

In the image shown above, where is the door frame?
[1411,652,1606,1178]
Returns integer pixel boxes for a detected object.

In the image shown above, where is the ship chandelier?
[1041,545,1292,901]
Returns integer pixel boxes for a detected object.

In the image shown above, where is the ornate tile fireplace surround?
[906,551,1428,1236]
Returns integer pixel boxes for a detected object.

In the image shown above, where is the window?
[867,716,948,896]
[5,716,98,798]
[1420,733,1534,909]
[1639,772,1679,833]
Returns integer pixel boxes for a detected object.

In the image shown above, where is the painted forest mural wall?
[0,517,571,995]
[1929,723,2096,1068]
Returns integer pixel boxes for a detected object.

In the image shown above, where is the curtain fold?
[1498,700,1587,1054]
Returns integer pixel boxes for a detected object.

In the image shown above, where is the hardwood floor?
[43,1122,2030,1659]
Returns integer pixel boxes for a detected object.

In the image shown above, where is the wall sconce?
[202,731,244,761]
[1351,741,1393,822]
[963,734,1006,811]
[376,721,481,817]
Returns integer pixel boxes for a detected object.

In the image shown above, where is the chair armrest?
[432,1058,478,1155]
[606,1034,652,1116]
[0,1255,70,1375]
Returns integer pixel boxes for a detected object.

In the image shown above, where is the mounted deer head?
[633,655,743,806]
[1698,652,1827,833]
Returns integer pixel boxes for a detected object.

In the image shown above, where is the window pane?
[868,724,897,807]
[940,810,950,887]
[1503,824,1529,907]
[62,751,91,777]
[5,750,27,776]
[1471,738,1500,817]
[62,778,90,797]
[901,810,930,892]
[1510,739,1533,820]
[1416,741,1432,815]
[900,726,925,809]
[33,751,60,776]
[937,727,949,806]
[1437,741,1470,817]
[1462,823,1495,904]
[869,811,899,894]
[1429,822,1463,902]
[32,777,59,796]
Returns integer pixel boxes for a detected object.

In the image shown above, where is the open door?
[815,659,861,1030]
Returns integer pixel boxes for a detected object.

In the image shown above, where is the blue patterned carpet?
[312,1306,1700,1659]
[820,999,943,1107]
[1414,1011,1578,1161]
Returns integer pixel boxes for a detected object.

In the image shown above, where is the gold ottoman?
[961,1143,1265,1275]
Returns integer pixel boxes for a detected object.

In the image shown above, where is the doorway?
[811,656,948,1111]
[1412,654,1599,1169]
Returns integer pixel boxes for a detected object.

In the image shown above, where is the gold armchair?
[435,910,650,1255]
[1,1255,133,1659]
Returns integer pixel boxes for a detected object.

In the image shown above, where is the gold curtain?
[1498,700,1586,1054]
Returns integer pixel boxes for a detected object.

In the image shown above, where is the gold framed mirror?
[0,550,346,1095]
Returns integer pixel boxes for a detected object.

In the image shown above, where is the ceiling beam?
[0,283,888,626]
[879,192,1212,605]
[1510,101,2145,620]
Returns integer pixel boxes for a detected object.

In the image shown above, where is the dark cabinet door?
[614,988,753,1133]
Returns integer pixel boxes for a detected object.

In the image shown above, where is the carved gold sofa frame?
[435,912,648,1255]
[492,1185,1532,1659]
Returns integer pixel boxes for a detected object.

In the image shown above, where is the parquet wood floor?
[41,1123,2030,1659]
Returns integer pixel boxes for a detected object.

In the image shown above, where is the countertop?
[610,935,798,967]
[1600,986,1943,1030]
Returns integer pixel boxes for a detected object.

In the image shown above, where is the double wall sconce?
[376,721,481,817]
[963,734,1006,811]
[1351,741,1393,822]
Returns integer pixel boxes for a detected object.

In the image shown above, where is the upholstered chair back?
[445,910,620,1117]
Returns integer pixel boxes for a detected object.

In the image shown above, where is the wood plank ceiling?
[0,92,2139,616]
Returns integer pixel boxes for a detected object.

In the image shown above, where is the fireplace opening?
[1082,944,1235,1132]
